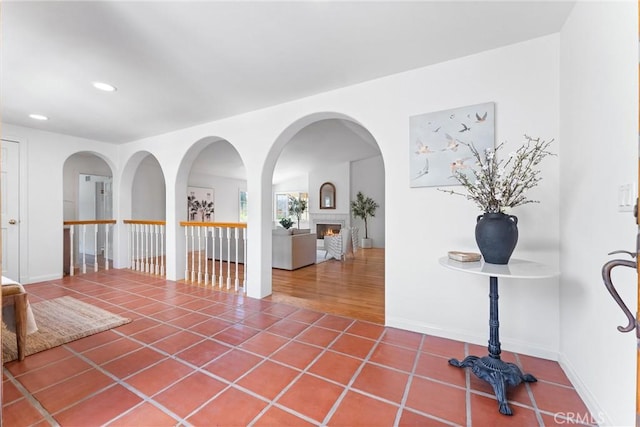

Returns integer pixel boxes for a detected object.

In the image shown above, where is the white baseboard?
[22,273,62,285]
[557,354,611,426]
[386,316,559,361]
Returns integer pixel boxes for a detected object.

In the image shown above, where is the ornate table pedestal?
[439,257,558,415]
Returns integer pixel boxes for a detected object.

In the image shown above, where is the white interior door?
[1,140,20,281]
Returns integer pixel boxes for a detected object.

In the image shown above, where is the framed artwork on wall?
[409,102,495,188]
[187,186,215,222]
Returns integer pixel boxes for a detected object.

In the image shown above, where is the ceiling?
[2,1,575,145]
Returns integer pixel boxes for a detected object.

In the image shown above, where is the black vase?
[475,212,518,264]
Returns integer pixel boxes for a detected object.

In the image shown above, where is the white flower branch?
[439,135,555,213]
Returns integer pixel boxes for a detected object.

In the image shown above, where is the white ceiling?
[1,1,575,145]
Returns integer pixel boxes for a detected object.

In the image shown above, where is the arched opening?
[187,139,246,223]
[173,137,247,286]
[267,115,386,323]
[115,150,167,273]
[62,152,115,275]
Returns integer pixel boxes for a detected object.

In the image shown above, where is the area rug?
[2,296,131,363]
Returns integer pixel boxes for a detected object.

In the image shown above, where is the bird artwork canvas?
[409,102,495,188]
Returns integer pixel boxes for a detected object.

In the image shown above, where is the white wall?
[560,2,637,425]
[309,162,350,215]
[5,34,561,359]
[110,34,561,359]
[1,124,117,283]
[351,155,385,247]
[5,35,562,359]
[132,156,165,220]
[381,35,560,358]
[188,172,247,222]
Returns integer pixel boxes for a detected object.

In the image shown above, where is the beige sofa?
[272,230,317,270]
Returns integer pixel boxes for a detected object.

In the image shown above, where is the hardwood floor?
[159,248,385,325]
[269,248,385,324]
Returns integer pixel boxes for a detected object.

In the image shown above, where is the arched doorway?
[267,115,386,323]
[63,152,115,275]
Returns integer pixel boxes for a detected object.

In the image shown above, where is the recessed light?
[92,81,117,92]
[29,114,48,121]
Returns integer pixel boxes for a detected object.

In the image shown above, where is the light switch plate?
[618,183,635,212]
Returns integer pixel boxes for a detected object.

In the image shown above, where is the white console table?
[439,257,558,415]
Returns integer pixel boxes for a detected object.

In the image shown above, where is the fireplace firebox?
[316,223,342,239]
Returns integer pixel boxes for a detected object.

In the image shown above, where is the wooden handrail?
[64,220,117,226]
[180,221,247,228]
[123,220,167,225]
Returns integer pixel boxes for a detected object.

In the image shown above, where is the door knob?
[8,219,17,225]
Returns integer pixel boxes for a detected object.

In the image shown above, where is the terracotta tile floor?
[3,270,596,426]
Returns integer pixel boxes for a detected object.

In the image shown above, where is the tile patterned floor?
[2,270,596,426]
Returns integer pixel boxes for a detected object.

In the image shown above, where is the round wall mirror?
[319,182,336,209]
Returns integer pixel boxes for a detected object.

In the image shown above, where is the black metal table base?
[448,275,537,415]
[449,355,537,415]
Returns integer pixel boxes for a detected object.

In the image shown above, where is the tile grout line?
[319,321,380,426]
[181,312,347,426]
[2,367,59,426]
[248,315,359,426]
[465,342,472,427]
[392,333,423,426]
[516,352,545,426]
[10,274,584,426]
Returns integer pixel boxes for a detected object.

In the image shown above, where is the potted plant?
[288,195,308,229]
[279,217,293,230]
[439,135,554,264]
[350,191,379,248]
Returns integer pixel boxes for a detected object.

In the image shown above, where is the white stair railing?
[63,220,116,276]
[180,221,247,293]
[123,220,166,276]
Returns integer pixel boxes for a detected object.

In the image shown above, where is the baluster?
[242,227,247,291]
[105,223,110,271]
[210,227,217,286]
[129,224,134,270]
[197,226,202,284]
[226,227,231,289]
[154,224,159,275]
[148,224,152,273]
[218,227,223,288]
[69,225,75,276]
[160,224,165,276]
[144,224,149,273]
[136,224,142,271]
[184,225,189,280]
[133,224,137,271]
[232,227,239,291]
[204,226,210,286]
[142,224,146,272]
[148,224,154,274]
[93,224,99,272]
[134,224,138,271]
[80,224,86,274]
[190,226,196,282]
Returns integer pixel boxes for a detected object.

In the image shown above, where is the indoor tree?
[350,191,379,246]
[288,195,308,229]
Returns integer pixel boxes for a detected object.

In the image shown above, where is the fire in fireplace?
[316,223,342,239]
